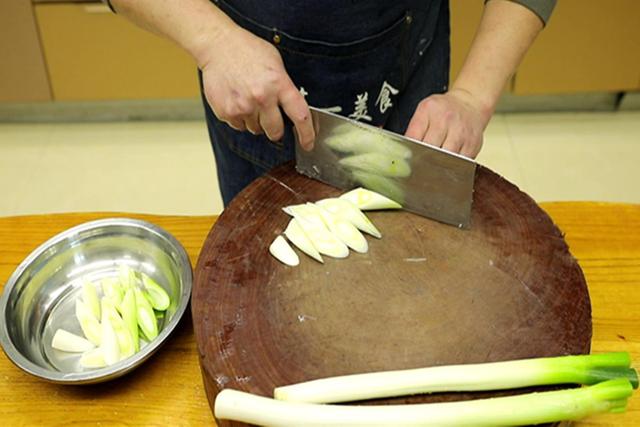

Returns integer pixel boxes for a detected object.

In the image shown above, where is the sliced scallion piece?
[101,277,124,308]
[315,204,368,254]
[352,170,405,206]
[284,218,323,264]
[269,235,300,266]
[79,348,107,369]
[315,198,381,239]
[101,297,135,360]
[81,280,101,320]
[51,329,95,353]
[75,299,102,346]
[339,187,402,211]
[120,287,139,352]
[284,204,349,258]
[134,287,158,341]
[99,300,120,366]
[139,272,171,311]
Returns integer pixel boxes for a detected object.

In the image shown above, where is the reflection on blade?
[339,152,411,178]
[295,107,476,228]
[351,171,406,206]
[325,131,412,160]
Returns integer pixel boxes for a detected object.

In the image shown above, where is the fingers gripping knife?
[294,107,477,228]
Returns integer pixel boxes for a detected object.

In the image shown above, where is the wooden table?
[0,204,638,426]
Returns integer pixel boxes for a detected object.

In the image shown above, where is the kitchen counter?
[0,204,638,426]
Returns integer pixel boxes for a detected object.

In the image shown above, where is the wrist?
[448,86,495,126]
[178,4,237,69]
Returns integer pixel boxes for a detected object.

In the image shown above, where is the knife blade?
[294,107,477,228]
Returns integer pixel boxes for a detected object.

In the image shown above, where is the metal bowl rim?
[0,217,192,383]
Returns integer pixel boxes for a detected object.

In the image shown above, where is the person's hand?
[404,88,491,159]
[198,25,315,149]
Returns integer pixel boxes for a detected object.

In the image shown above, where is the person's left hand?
[404,88,491,159]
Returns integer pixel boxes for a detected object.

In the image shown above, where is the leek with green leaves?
[216,378,634,427]
[274,352,638,404]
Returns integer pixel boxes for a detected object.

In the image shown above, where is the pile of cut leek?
[269,187,401,266]
[50,265,170,368]
[215,352,638,426]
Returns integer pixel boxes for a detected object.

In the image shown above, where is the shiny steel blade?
[295,107,476,228]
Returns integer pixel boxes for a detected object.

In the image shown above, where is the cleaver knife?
[294,107,477,228]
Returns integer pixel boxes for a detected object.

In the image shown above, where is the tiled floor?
[0,111,639,218]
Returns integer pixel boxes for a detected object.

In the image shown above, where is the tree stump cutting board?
[192,163,591,427]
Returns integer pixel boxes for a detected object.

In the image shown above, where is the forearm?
[109,0,235,67]
[451,0,544,120]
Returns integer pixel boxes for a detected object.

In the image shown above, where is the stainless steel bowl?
[0,218,192,384]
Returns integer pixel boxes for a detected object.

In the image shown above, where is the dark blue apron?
[201,0,450,205]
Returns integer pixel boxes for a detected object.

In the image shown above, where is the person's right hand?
[198,24,315,149]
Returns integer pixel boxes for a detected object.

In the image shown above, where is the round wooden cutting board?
[192,163,591,427]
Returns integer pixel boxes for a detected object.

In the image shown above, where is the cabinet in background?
[513,0,640,94]
[0,0,51,102]
[34,3,200,101]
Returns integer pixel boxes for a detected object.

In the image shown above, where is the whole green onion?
[274,352,638,403]
[217,378,634,427]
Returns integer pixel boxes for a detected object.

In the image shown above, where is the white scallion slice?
[118,264,137,292]
[284,218,323,263]
[101,297,135,360]
[215,379,634,426]
[352,171,405,206]
[140,273,171,311]
[121,287,139,352]
[315,198,381,239]
[339,187,402,211]
[269,235,300,266]
[79,348,107,369]
[75,299,102,346]
[101,277,124,308]
[99,301,120,366]
[51,329,95,353]
[339,152,411,178]
[315,204,368,254]
[134,287,158,341]
[81,280,101,320]
[284,204,349,258]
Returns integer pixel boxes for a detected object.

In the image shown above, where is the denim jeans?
[201,0,450,207]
